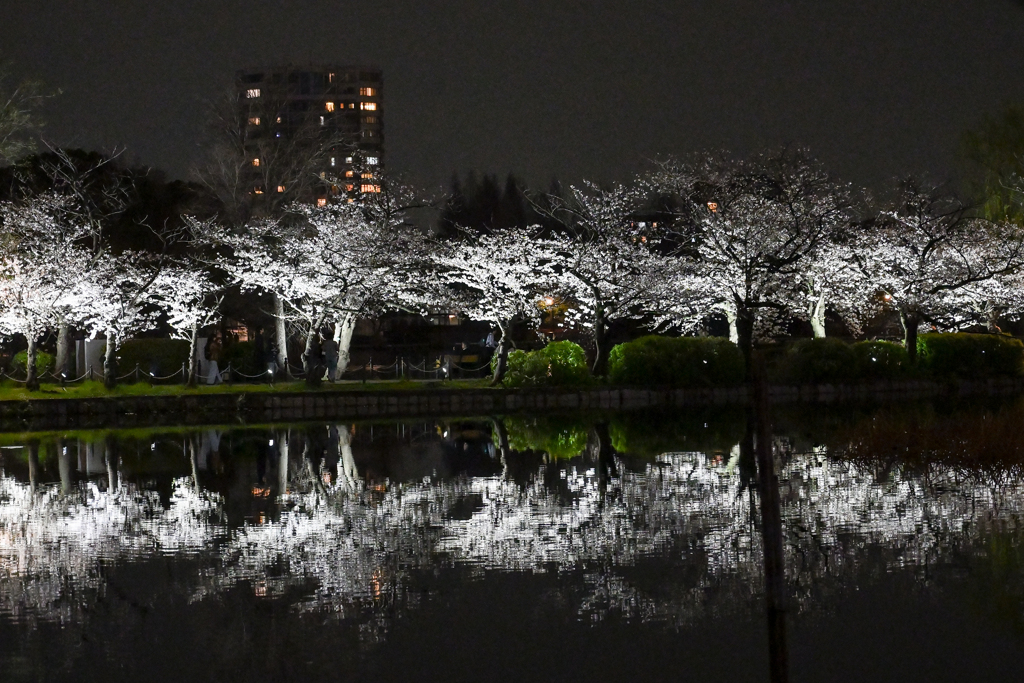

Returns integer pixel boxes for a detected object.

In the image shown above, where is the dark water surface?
[3,400,1024,682]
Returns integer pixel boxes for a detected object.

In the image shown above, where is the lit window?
[707,202,718,213]
[362,116,378,124]
[320,116,325,126]
[348,102,355,109]
[325,102,335,112]
[360,102,377,111]
[361,172,374,179]
[360,184,381,193]
[345,171,354,178]
[330,157,336,167]
[248,117,261,126]
[344,183,354,191]
[344,156,353,163]
[319,171,325,179]
[362,130,376,138]
[254,187,264,194]
[252,158,260,167]
[276,116,282,123]
[317,197,327,207]
[359,87,376,96]
[277,185,285,193]
[246,88,261,98]
[366,156,379,166]
[329,72,335,83]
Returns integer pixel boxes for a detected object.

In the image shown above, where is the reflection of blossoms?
[3,447,1024,630]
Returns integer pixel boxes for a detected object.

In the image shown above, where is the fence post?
[88,365,93,382]
[134,364,140,383]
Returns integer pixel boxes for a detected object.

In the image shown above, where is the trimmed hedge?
[608,335,745,387]
[917,333,1024,378]
[10,350,55,375]
[852,340,909,379]
[501,341,592,388]
[779,338,860,384]
[117,338,191,377]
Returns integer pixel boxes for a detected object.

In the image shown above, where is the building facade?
[235,65,384,203]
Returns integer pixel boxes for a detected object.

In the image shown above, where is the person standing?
[321,333,339,382]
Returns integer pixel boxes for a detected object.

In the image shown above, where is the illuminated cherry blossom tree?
[0,194,95,389]
[541,182,673,376]
[208,197,428,384]
[853,183,1024,364]
[652,151,853,371]
[433,227,555,384]
[152,265,224,386]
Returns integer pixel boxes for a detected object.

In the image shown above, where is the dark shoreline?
[0,377,1021,432]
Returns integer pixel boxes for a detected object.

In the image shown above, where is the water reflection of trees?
[1,406,1024,633]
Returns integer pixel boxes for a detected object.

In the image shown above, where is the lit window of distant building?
[362,116,378,124]
[366,156,379,166]
[276,116,282,123]
[361,172,374,179]
[344,171,354,178]
[317,197,327,206]
[248,117,261,126]
[348,102,355,109]
[329,72,335,83]
[246,88,261,98]
[252,158,260,167]
[319,171,326,179]
[345,156,353,163]
[359,87,376,96]
[330,157,336,167]
[325,101,335,112]
[254,187,264,194]
[344,183,354,191]
[320,116,325,126]
[360,184,381,193]
[277,185,285,193]
[360,102,377,111]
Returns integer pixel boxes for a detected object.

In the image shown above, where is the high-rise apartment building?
[235,64,384,203]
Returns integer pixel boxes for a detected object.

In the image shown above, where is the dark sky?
[3,1,1024,191]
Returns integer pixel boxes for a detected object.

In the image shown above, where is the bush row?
[495,333,1024,389]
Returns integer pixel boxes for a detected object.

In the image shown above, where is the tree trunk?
[187,324,200,388]
[105,434,118,493]
[336,425,360,489]
[55,322,71,378]
[103,332,118,389]
[274,294,290,379]
[301,317,324,387]
[592,306,609,377]
[490,322,511,386]
[27,439,39,494]
[25,335,40,391]
[334,314,356,379]
[900,309,920,366]
[726,307,739,345]
[736,307,755,381]
[809,293,826,338]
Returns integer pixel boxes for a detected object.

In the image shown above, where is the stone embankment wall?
[0,378,1021,432]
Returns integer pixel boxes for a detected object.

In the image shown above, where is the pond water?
[2,400,1024,682]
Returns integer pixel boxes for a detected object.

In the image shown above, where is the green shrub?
[852,340,909,379]
[608,335,745,387]
[501,341,591,387]
[778,338,859,384]
[117,338,191,378]
[10,350,55,375]
[917,333,1024,378]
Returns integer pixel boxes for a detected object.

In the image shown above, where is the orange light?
[317,197,327,206]
[325,101,335,112]
[707,202,718,213]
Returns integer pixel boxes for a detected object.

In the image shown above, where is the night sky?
[3,1,1024,191]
